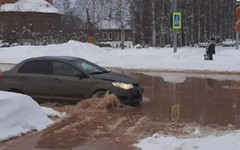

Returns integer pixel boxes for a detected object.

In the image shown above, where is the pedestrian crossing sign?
[172,12,181,29]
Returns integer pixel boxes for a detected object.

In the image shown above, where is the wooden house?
[97,19,133,48]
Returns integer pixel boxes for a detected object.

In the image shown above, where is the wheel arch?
[8,88,25,94]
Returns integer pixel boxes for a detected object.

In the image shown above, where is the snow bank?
[41,106,67,118]
[0,40,107,64]
[135,131,240,150]
[1,40,240,73]
[0,91,53,141]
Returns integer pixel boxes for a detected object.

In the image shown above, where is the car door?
[51,61,90,102]
[17,60,52,100]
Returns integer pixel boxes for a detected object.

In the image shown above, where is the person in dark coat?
[206,38,216,60]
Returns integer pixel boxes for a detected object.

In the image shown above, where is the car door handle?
[19,76,26,81]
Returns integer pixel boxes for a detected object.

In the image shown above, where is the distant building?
[97,19,133,48]
[0,0,62,36]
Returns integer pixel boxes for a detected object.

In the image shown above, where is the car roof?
[6,56,88,74]
[26,56,82,62]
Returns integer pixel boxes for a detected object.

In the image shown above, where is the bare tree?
[152,0,156,47]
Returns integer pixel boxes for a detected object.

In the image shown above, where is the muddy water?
[1,71,240,150]
[132,71,240,127]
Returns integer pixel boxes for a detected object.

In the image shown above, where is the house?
[97,19,133,48]
[0,0,62,36]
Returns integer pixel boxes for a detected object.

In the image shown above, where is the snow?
[98,19,131,30]
[134,132,240,150]
[1,41,240,149]
[41,106,67,118]
[0,0,62,14]
[0,91,53,141]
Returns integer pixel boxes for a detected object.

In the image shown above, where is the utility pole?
[152,0,156,47]
[237,32,239,50]
[119,0,125,49]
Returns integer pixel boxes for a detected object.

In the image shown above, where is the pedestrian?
[206,38,216,60]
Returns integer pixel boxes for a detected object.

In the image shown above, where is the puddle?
[1,70,240,150]
[131,71,240,127]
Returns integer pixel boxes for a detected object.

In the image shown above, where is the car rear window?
[18,61,51,74]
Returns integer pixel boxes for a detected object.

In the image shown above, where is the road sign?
[172,12,181,29]
[171,104,180,121]
[235,3,240,31]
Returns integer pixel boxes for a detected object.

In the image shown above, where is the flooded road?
[1,70,240,150]
[133,71,240,127]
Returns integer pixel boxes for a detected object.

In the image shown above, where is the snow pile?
[0,40,107,64]
[1,41,240,73]
[0,0,61,14]
[0,91,53,141]
[135,131,240,150]
[41,106,67,118]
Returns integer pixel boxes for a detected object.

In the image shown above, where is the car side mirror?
[76,72,88,79]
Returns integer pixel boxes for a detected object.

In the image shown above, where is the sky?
[0,41,240,149]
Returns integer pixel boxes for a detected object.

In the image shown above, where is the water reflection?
[131,71,240,127]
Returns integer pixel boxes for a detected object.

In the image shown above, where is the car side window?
[53,61,80,77]
[18,61,50,74]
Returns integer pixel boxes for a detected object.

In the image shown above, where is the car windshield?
[72,59,108,74]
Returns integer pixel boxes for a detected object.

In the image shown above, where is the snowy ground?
[1,41,240,150]
[134,130,240,150]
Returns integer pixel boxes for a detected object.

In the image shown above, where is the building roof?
[97,19,131,30]
[0,0,62,14]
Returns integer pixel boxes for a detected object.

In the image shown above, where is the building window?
[115,33,119,40]
[108,32,112,40]
[103,32,107,40]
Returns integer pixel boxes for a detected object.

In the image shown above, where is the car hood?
[91,72,139,84]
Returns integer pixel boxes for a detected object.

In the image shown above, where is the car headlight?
[112,82,134,90]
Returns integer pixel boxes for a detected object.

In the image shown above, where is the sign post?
[172,0,181,53]
[235,1,240,49]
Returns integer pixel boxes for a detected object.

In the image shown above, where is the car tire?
[92,90,108,98]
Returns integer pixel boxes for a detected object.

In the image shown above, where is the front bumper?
[110,86,144,104]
